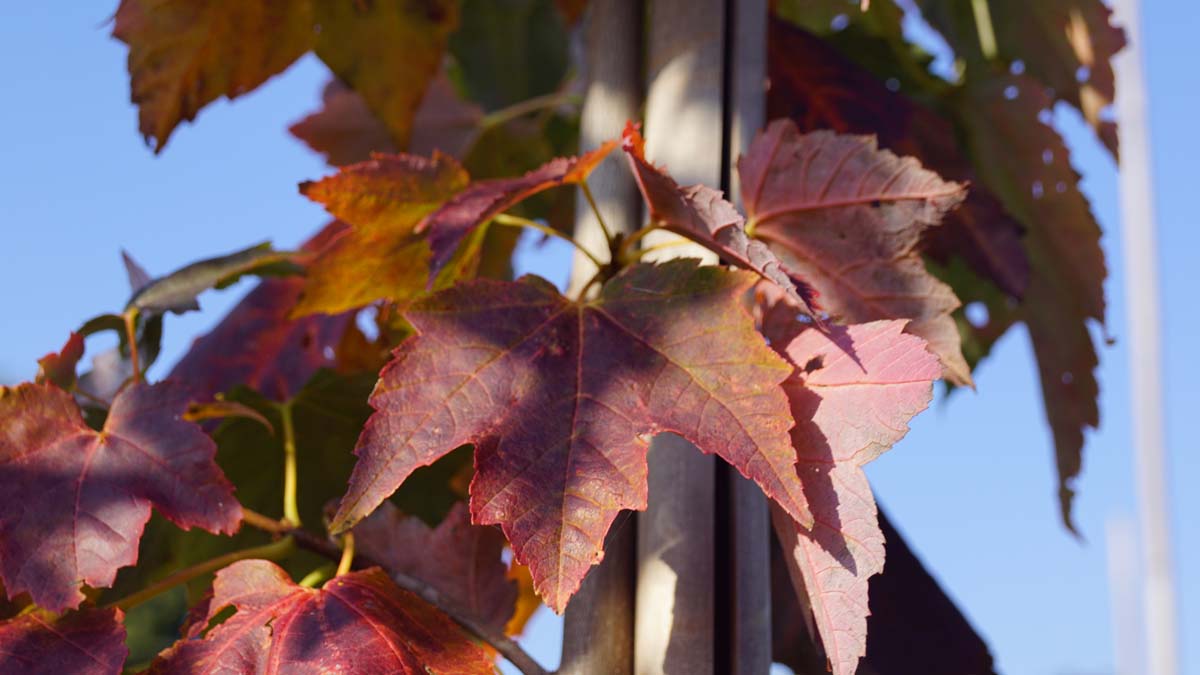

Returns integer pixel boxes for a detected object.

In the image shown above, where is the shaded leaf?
[353,502,517,631]
[740,120,971,385]
[295,152,470,316]
[290,74,483,168]
[0,382,241,611]
[956,76,1105,530]
[313,0,459,146]
[449,0,569,110]
[771,509,998,675]
[126,242,300,317]
[167,230,352,402]
[767,17,1029,299]
[419,140,616,279]
[916,0,1126,154]
[622,123,818,314]
[0,607,127,675]
[766,320,940,675]
[112,0,314,151]
[36,332,85,390]
[331,260,811,611]
[150,560,492,674]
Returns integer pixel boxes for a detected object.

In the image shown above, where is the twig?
[493,213,606,270]
[481,92,582,131]
[275,402,301,526]
[240,511,548,675]
[122,309,141,382]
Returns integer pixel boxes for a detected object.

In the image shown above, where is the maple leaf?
[168,223,352,402]
[739,119,971,386]
[112,0,314,151]
[312,0,459,146]
[956,76,1105,530]
[291,74,484,168]
[419,141,617,279]
[767,17,1029,299]
[0,607,127,674]
[150,560,493,674]
[771,509,997,675]
[621,123,818,314]
[295,152,470,316]
[0,382,241,611]
[36,332,85,390]
[766,320,940,675]
[126,242,300,317]
[916,0,1125,154]
[331,260,812,611]
[352,502,517,631]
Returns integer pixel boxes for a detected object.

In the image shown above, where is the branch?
[240,510,548,675]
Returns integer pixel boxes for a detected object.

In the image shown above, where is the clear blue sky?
[0,4,1194,674]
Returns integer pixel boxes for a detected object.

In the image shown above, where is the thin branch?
[336,533,355,577]
[480,92,582,131]
[493,213,606,270]
[581,182,615,245]
[240,512,548,675]
[105,537,295,611]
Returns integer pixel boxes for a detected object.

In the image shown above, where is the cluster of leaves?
[0,1,1121,674]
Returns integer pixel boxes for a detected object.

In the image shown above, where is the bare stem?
[277,402,301,527]
[106,536,295,611]
[240,512,547,675]
[493,213,606,270]
[122,309,141,382]
[481,92,582,131]
[580,182,615,245]
[336,533,355,577]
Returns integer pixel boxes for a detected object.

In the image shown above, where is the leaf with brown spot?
[295,152,470,316]
[112,0,314,151]
[740,119,971,385]
[766,320,940,675]
[331,260,811,612]
[0,382,241,612]
[419,141,617,279]
[149,560,492,674]
[622,123,818,314]
[0,607,127,674]
[352,502,516,631]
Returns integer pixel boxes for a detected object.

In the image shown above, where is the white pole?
[1112,1,1178,673]
[1106,517,1142,675]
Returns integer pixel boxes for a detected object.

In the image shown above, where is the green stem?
[616,223,662,259]
[107,537,294,611]
[480,92,582,131]
[580,182,615,246]
[336,533,355,577]
[298,564,335,588]
[493,213,605,269]
[970,0,997,59]
[278,402,301,527]
[122,309,141,383]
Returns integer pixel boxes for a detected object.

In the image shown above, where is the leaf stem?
[580,182,615,245]
[239,512,548,675]
[277,402,301,527]
[122,309,140,382]
[106,536,294,611]
[336,533,355,577]
[493,213,605,270]
[298,564,335,588]
[616,223,661,260]
[480,92,581,131]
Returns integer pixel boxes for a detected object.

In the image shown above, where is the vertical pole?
[635,1,724,673]
[726,1,771,673]
[1106,517,1142,675]
[1112,1,1178,673]
[560,2,643,673]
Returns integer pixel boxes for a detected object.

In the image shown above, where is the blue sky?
[0,3,1195,674]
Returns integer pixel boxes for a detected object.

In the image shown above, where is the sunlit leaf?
[331,260,811,612]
